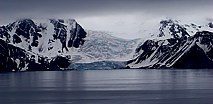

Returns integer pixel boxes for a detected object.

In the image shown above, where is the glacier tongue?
[72,30,140,63]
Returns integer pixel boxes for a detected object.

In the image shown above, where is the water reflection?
[1,70,213,104]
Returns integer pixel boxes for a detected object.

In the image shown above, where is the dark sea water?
[1,69,213,104]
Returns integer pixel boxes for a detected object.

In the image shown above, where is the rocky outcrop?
[0,19,86,57]
[0,19,87,72]
[128,18,213,69]
[128,31,213,69]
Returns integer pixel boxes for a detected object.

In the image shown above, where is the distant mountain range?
[1,18,213,72]
[0,19,140,72]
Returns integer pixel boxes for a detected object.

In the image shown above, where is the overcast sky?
[0,0,213,39]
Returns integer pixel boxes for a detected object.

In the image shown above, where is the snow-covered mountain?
[0,18,141,71]
[71,30,140,63]
[127,19,213,69]
[158,19,213,38]
[0,19,87,72]
[2,18,213,71]
[139,19,213,40]
[0,19,86,57]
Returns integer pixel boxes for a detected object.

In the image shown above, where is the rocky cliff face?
[0,19,87,72]
[128,19,213,69]
[0,19,86,57]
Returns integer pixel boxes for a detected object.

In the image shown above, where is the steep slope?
[0,39,29,72]
[128,19,213,69]
[0,19,86,57]
[71,30,140,63]
[154,19,213,39]
[0,19,87,72]
[172,43,213,69]
[128,31,213,69]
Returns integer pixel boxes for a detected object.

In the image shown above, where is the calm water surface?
[1,69,213,104]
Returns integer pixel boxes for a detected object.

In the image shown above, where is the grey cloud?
[1,0,213,19]
[0,0,213,39]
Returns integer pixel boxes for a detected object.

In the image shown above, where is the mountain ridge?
[0,18,86,57]
[0,18,87,72]
[127,19,213,69]
[1,18,213,71]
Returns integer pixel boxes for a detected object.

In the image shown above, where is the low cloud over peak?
[0,0,213,39]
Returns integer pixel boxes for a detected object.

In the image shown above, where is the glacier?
[1,18,213,71]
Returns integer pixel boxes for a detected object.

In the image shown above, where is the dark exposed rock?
[68,22,86,48]
[49,56,70,70]
[172,44,213,69]
[0,19,87,54]
[159,19,190,38]
[0,26,10,42]
[0,38,72,72]
[0,39,26,72]
[135,40,158,64]
[128,31,213,69]
[209,22,213,28]
[50,19,86,51]
[12,34,22,44]
[15,19,40,39]
[0,19,87,72]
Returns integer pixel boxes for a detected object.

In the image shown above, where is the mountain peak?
[128,30,213,69]
[0,18,87,57]
[158,19,190,38]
